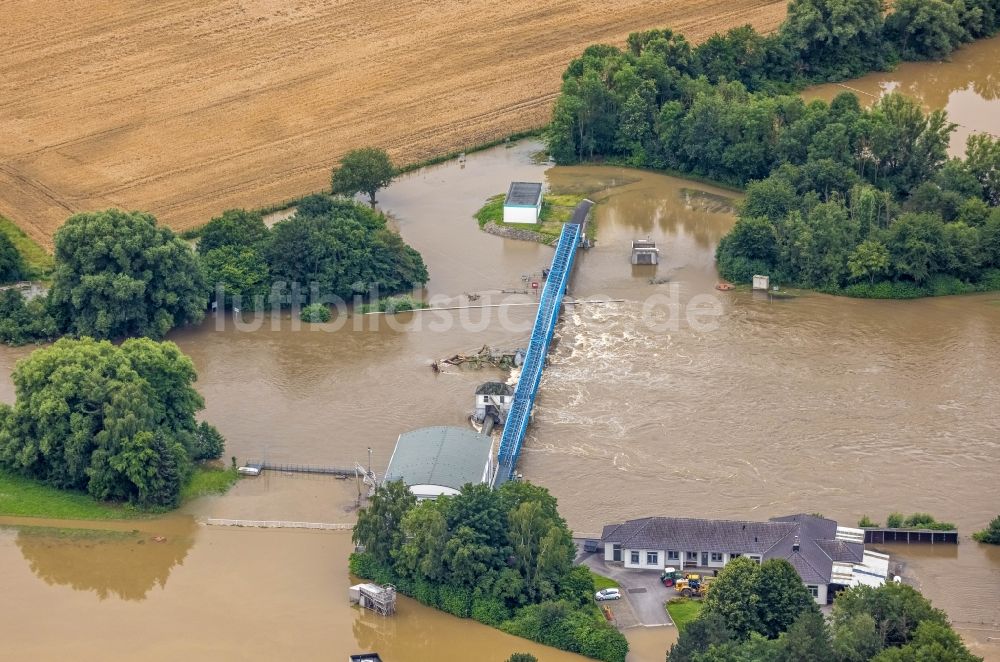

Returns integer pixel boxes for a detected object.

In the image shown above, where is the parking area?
[576,542,673,627]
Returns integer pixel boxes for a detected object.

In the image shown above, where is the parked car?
[595,588,621,601]
[583,539,600,553]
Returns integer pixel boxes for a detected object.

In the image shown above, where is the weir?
[494,221,583,485]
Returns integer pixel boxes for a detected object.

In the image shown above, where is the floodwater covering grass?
[358,294,429,314]
[0,214,54,280]
[475,193,590,244]
[180,465,240,502]
[8,524,140,541]
[0,465,239,520]
[666,598,704,632]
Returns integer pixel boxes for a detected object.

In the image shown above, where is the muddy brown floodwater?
[2,40,1000,659]
[805,34,1000,155]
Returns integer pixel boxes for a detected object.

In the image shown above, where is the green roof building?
[384,426,496,499]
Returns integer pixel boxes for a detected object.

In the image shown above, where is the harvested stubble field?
[0,0,788,247]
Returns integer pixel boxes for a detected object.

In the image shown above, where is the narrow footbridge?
[494,217,585,485]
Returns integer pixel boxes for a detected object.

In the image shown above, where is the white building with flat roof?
[503,182,543,224]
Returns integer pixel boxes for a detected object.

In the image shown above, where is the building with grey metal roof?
[503,182,544,224]
[601,513,888,604]
[383,426,495,499]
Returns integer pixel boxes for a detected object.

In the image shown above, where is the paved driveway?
[577,548,673,627]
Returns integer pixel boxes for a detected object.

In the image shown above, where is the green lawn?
[0,470,135,520]
[0,465,240,520]
[0,215,54,280]
[666,598,704,632]
[590,569,619,591]
[180,465,240,501]
[475,193,591,244]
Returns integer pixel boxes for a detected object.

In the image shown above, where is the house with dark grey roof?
[601,513,889,604]
[384,426,495,500]
[503,182,543,224]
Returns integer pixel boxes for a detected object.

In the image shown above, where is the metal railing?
[495,223,581,484]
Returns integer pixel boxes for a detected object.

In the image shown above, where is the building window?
[748,555,762,564]
[686,551,697,561]
[711,552,724,562]
[667,551,679,561]
[730,553,742,559]
[806,585,819,598]
[647,551,658,565]
[631,551,640,564]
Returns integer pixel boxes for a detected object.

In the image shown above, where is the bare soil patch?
[0,0,787,246]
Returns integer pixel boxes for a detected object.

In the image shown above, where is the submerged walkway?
[494,220,583,484]
[203,519,353,530]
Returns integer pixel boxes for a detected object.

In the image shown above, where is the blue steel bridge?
[493,201,590,485]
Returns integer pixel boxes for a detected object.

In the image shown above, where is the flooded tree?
[0,338,223,508]
[50,209,206,340]
[0,232,26,284]
[331,147,396,208]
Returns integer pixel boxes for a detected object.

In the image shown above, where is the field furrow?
[0,0,787,246]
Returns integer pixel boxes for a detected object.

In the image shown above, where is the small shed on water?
[631,239,659,265]
[474,381,515,424]
[503,182,543,224]
[384,426,495,499]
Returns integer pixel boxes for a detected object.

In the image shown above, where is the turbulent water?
[1,38,1000,661]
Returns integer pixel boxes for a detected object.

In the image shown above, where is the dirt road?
[0,0,787,246]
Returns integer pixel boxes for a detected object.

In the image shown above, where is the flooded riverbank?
[3,40,1000,655]
[0,518,589,661]
[805,34,1000,155]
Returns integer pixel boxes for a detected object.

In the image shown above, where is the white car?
[595,588,621,601]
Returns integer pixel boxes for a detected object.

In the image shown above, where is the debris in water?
[152,536,166,543]
[438,345,522,370]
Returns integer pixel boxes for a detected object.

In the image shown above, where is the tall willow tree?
[0,337,223,507]
[50,210,206,339]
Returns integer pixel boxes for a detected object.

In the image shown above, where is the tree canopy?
[49,210,206,339]
[670,576,977,662]
[265,199,428,301]
[196,208,269,256]
[972,515,1000,544]
[331,147,396,208]
[547,1,999,298]
[0,232,26,284]
[351,480,627,662]
[0,337,223,508]
[0,290,59,346]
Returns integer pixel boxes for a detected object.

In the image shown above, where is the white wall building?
[602,513,889,605]
[473,381,514,424]
[503,182,543,224]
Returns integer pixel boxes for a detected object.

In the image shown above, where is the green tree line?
[0,337,224,508]
[547,0,1000,297]
[669,556,979,661]
[0,199,428,345]
[351,480,629,662]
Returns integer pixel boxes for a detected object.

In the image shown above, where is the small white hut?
[474,381,515,424]
[503,182,543,224]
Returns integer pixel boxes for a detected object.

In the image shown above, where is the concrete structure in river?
[631,239,659,265]
[473,381,514,425]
